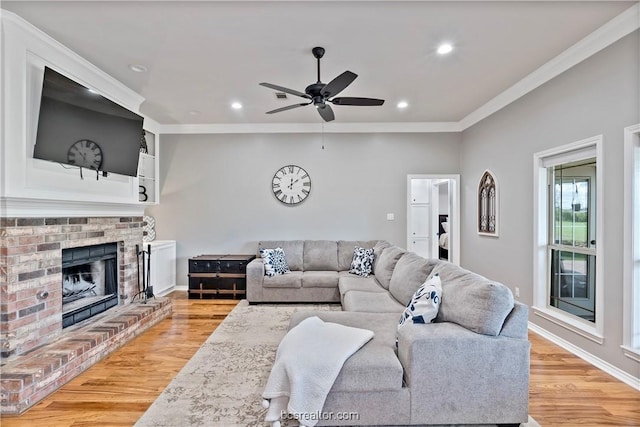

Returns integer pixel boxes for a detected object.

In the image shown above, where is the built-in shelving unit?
[138,130,159,204]
[408,177,432,258]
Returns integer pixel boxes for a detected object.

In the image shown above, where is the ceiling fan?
[259,46,385,122]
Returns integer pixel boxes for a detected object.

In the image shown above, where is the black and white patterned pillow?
[349,247,374,277]
[260,247,291,277]
[398,274,442,330]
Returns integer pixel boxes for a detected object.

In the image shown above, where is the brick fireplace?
[0,216,172,414]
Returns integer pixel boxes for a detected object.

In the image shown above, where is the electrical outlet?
[386,213,395,221]
[515,287,520,298]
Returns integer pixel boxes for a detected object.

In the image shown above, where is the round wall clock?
[67,139,103,170]
[271,165,311,205]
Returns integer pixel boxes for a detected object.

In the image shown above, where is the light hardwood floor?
[1,291,638,427]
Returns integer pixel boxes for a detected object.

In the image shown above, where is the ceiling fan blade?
[320,71,357,98]
[316,104,335,122]
[259,82,310,99]
[265,102,311,114]
[330,97,385,106]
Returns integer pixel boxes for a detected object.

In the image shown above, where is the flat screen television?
[33,66,144,177]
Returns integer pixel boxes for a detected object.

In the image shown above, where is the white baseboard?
[174,285,188,292]
[155,286,177,297]
[528,322,640,391]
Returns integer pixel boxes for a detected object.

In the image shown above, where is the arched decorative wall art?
[478,170,499,237]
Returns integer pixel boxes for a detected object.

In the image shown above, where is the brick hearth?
[0,216,173,414]
[0,297,171,414]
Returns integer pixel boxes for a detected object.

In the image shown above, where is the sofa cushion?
[302,271,339,288]
[289,311,404,392]
[259,247,290,276]
[373,245,406,290]
[389,253,440,305]
[372,240,391,270]
[338,240,377,271]
[338,275,386,297]
[430,262,515,336]
[398,274,442,330]
[349,247,375,277]
[258,240,304,271]
[303,240,339,271]
[343,291,405,313]
[262,271,303,288]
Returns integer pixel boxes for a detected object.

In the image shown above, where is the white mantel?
[0,196,146,218]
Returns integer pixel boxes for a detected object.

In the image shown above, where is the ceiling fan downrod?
[312,46,325,84]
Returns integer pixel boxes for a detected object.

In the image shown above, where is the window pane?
[554,177,590,247]
[550,249,596,322]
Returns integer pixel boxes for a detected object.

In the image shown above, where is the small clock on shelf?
[67,139,103,170]
[271,164,311,205]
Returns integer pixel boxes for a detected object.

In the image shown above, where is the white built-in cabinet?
[408,178,433,258]
[148,240,176,296]
[138,131,158,204]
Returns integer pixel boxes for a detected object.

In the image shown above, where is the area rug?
[135,301,540,427]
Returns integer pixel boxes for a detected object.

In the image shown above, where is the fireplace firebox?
[62,242,119,328]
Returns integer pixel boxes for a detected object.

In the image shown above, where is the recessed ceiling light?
[397,101,409,109]
[128,64,148,73]
[437,43,453,55]
[231,102,243,110]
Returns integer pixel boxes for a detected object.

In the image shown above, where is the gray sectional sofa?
[248,240,530,426]
[247,240,383,303]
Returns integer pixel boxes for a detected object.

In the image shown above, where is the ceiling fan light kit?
[260,46,385,122]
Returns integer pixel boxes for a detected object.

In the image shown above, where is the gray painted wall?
[146,132,460,286]
[460,31,639,377]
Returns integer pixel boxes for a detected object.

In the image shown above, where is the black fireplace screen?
[61,242,119,328]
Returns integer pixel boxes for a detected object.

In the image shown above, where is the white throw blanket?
[262,316,374,427]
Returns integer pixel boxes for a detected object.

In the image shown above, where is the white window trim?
[532,135,604,344]
[623,124,640,361]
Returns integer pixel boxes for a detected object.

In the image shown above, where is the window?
[549,162,596,322]
[478,170,498,236]
[623,124,640,360]
[533,136,603,343]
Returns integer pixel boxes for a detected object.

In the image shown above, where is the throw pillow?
[260,247,291,277]
[349,247,374,277]
[143,215,156,242]
[398,274,442,330]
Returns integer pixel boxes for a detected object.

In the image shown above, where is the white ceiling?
[2,1,636,126]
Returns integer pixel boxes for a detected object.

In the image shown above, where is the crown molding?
[158,122,462,134]
[459,3,640,130]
